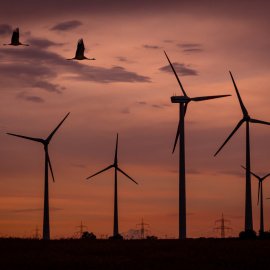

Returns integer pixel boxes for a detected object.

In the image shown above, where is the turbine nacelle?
[171,96,190,103]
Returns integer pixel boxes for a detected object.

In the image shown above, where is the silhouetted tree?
[146,235,158,240]
[109,233,123,240]
[81,231,96,239]
[239,230,257,239]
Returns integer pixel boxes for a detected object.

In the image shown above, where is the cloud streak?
[143,45,162,49]
[27,38,64,49]
[17,92,44,103]
[159,62,198,76]
[50,20,83,31]
[0,24,12,36]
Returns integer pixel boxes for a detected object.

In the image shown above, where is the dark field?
[0,238,269,269]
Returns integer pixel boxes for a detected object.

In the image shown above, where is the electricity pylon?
[32,225,40,239]
[213,214,232,238]
[76,221,88,237]
[136,218,150,239]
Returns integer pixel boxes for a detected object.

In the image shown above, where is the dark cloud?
[12,207,63,213]
[170,169,201,174]
[186,168,201,174]
[17,92,44,103]
[177,43,203,53]
[27,38,64,49]
[159,62,198,76]
[116,56,135,63]
[152,104,163,109]
[0,46,150,97]
[50,20,83,31]
[163,40,174,43]
[0,24,12,36]
[143,45,162,49]
[177,43,201,48]
[72,164,87,168]
[121,108,130,114]
[138,101,147,105]
[32,81,63,93]
[218,170,244,177]
[1,1,270,22]
[117,57,128,62]
[183,49,203,53]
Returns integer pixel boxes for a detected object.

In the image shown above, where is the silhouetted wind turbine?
[164,51,230,239]
[214,71,270,232]
[7,113,70,240]
[86,134,138,237]
[3,28,29,46]
[241,165,270,234]
[67,39,95,60]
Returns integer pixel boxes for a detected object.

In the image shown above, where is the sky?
[0,0,270,239]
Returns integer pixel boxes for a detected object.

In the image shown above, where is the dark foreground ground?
[0,238,269,270]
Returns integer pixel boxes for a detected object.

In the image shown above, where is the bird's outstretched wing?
[75,39,85,58]
[11,28,19,43]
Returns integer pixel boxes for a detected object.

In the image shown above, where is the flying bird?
[3,28,29,46]
[67,39,95,60]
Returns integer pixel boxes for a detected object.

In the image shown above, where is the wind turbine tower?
[164,51,230,239]
[86,134,138,237]
[7,113,70,240]
[214,72,270,232]
[242,166,270,234]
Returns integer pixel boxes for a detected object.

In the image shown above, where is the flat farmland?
[0,238,269,269]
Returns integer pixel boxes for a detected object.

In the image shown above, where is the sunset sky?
[0,0,270,238]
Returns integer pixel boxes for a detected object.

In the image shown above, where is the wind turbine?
[164,51,230,239]
[7,113,70,240]
[214,71,270,232]
[86,134,138,237]
[241,166,270,234]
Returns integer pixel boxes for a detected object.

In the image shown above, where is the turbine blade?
[257,181,261,205]
[241,165,261,180]
[214,119,244,157]
[172,103,188,154]
[86,165,114,179]
[114,134,118,165]
[46,150,55,182]
[250,118,270,126]
[262,174,270,181]
[164,51,187,96]
[7,133,44,143]
[46,112,70,142]
[117,167,138,185]
[229,71,248,116]
[172,121,180,154]
[191,94,231,102]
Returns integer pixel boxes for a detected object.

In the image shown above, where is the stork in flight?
[67,39,95,60]
[3,28,29,46]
